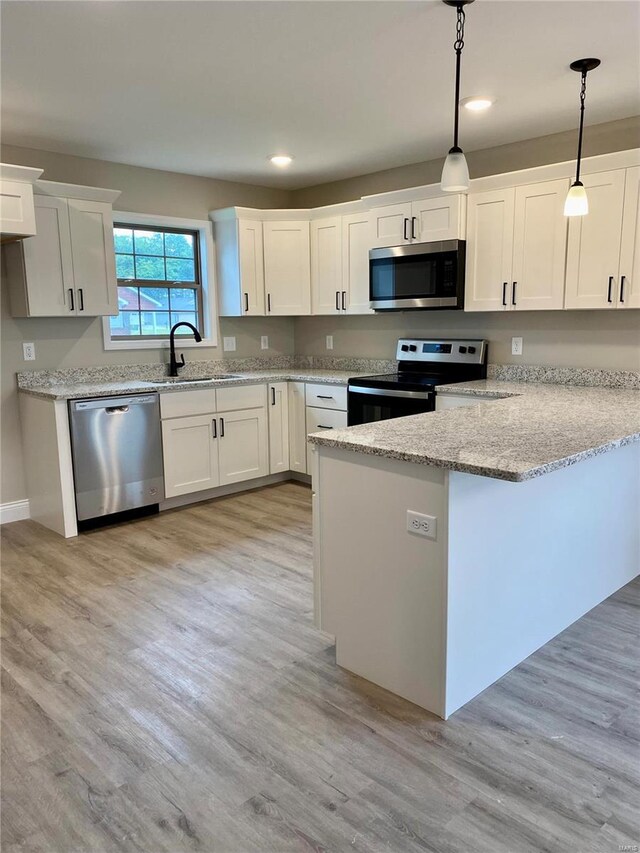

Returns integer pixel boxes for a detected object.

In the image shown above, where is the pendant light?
[564,58,601,216]
[441,0,474,193]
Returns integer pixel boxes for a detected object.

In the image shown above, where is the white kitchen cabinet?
[263,220,311,315]
[369,195,465,248]
[213,214,265,316]
[0,163,43,237]
[268,382,290,474]
[342,211,374,314]
[619,166,640,309]
[288,381,307,474]
[5,181,120,318]
[465,188,515,312]
[305,397,348,474]
[162,414,220,498]
[466,180,568,312]
[218,407,269,485]
[565,170,626,309]
[310,216,342,314]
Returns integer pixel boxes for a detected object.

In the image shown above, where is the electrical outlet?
[326,335,334,350]
[406,510,437,540]
[261,335,269,350]
[223,336,236,352]
[22,342,36,361]
[511,336,523,356]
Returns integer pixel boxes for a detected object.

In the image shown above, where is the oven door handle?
[348,385,433,400]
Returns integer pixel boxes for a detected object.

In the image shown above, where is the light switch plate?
[223,336,236,352]
[511,336,523,356]
[22,342,36,361]
[261,336,269,350]
[326,335,334,350]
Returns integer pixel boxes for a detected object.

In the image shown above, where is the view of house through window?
[110,224,203,338]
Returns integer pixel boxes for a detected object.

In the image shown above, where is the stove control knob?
[468,346,476,354]
[401,344,409,352]
[458,346,467,353]
[408,344,417,352]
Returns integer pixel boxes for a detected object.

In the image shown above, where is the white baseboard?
[0,499,30,524]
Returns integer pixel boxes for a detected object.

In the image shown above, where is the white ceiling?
[1,1,639,189]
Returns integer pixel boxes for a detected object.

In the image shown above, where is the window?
[102,213,217,351]
[110,224,203,339]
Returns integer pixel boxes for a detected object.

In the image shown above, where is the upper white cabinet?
[5,180,121,317]
[342,211,374,314]
[369,195,465,248]
[213,214,265,316]
[619,166,640,309]
[310,216,342,314]
[0,163,43,238]
[565,170,626,309]
[263,220,311,315]
[466,179,568,312]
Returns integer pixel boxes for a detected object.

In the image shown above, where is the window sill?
[103,337,218,352]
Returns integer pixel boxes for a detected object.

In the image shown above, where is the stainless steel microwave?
[369,239,465,311]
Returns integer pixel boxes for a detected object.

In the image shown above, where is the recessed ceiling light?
[269,155,293,167]
[461,96,494,112]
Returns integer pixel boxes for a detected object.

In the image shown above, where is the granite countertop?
[308,380,640,482]
[17,369,361,401]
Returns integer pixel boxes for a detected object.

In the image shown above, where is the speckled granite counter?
[17,369,362,401]
[309,380,640,482]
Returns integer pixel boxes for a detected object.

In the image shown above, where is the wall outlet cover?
[406,510,437,540]
[22,342,36,361]
[261,336,269,350]
[223,336,237,352]
[326,335,334,350]
[511,336,523,356]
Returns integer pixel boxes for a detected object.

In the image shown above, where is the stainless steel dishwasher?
[69,394,164,522]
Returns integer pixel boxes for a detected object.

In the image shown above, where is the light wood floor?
[1,481,638,853]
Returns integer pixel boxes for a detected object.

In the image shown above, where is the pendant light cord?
[452,4,466,149]
[575,70,587,183]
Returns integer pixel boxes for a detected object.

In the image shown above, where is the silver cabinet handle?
[212,418,217,438]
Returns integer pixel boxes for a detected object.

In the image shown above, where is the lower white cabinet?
[288,382,307,474]
[268,382,290,474]
[306,405,347,474]
[218,408,269,485]
[162,414,220,498]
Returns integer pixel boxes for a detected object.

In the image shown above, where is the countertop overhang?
[309,379,640,482]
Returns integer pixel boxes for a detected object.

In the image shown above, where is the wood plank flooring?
[1,481,638,853]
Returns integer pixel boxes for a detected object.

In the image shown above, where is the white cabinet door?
[263,220,311,315]
[0,179,36,236]
[369,203,412,248]
[238,219,266,315]
[268,382,290,474]
[510,179,569,311]
[162,414,219,498]
[411,195,465,243]
[465,188,515,312]
[619,166,640,309]
[565,170,625,309]
[342,211,374,315]
[218,407,269,485]
[68,199,118,316]
[12,195,75,317]
[288,381,307,474]
[310,217,342,314]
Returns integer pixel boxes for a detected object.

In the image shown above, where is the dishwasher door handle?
[105,405,129,414]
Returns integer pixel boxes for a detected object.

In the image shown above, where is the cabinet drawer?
[216,383,266,412]
[305,383,347,411]
[160,388,216,419]
[306,406,348,434]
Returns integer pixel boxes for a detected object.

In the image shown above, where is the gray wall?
[1,145,296,504]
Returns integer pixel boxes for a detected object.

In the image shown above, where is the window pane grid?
[111,223,202,340]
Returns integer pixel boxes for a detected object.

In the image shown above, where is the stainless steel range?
[347,338,488,426]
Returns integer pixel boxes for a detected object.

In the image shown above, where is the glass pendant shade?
[564,181,589,217]
[441,147,470,193]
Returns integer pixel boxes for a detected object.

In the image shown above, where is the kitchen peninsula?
[309,377,640,719]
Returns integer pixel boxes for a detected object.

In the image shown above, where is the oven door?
[369,240,464,310]
[347,386,434,426]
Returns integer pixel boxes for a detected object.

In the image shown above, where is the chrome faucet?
[168,322,202,376]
